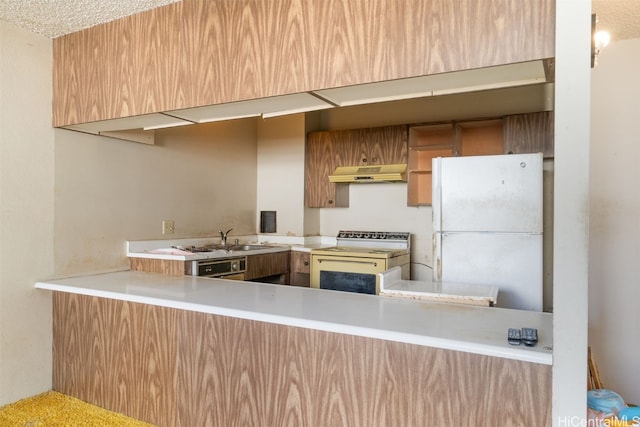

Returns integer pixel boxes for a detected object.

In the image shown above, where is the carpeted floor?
[0,391,154,426]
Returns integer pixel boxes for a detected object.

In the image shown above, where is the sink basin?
[195,244,274,252]
[229,244,272,251]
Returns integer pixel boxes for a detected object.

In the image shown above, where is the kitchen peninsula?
[36,269,552,426]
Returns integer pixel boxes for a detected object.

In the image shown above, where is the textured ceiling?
[0,0,638,41]
[0,0,181,38]
[592,0,640,42]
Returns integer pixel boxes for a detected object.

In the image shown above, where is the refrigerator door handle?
[432,232,442,281]
[432,157,443,232]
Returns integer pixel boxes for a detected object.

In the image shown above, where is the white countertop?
[35,270,552,365]
[126,236,335,260]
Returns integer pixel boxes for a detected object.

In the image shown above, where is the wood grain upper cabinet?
[52,0,555,127]
[305,125,408,208]
[305,132,350,208]
[504,112,554,158]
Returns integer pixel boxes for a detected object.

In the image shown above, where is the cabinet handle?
[371,157,378,163]
[328,199,333,204]
[362,158,367,163]
[303,261,309,266]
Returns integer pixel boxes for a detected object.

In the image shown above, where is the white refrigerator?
[432,153,543,311]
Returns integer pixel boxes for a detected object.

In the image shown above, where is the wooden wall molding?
[53,0,555,127]
[53,292,551,426]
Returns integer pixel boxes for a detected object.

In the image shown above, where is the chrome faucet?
[219,228,233,246]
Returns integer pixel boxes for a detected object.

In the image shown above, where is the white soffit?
[64,113,192,133]
[313,61,547,107]
[0,0,181,38]
[167,93,333,123]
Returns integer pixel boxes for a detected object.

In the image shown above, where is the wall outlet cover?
[162,220,175,234]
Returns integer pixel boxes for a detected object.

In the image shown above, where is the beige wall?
[256,114,306,237]
[0,22,54,404]
[320,185,432,280]
[589,38,640,405]
[54,120,258,276]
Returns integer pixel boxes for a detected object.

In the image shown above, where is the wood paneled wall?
[52,0,555,126]
[53,292,551,426]
[53,293,179,426]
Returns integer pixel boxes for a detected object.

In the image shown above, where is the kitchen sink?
[172,243,274,253]
[228,244,272,251]
[201,244,273,252]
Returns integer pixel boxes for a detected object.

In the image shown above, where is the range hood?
[329,164,407,183]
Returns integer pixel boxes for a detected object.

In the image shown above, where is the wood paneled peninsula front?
[36,271,552,426]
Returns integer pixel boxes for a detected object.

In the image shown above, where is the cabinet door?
[305,132,350,208]
[504,112,554,158]
[245,252,291,281]
[361,125,408,165]
[333,126,408,166]
[290,251,311,287]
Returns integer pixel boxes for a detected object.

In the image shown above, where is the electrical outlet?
[162,220,175,235]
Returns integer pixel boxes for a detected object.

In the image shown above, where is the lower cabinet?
[289,251,310,287]
[245,251,290,284]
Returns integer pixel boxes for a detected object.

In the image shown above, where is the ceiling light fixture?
[594,30,611,51]
[591,14,611,68]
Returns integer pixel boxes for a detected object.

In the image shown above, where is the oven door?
[310,255,386,295]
